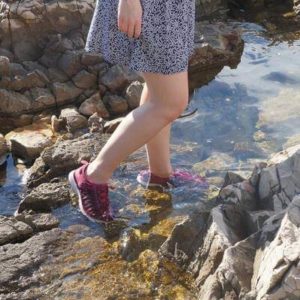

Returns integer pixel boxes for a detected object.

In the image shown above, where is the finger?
[127,20,135,38]
[118,15,126,33]
[134,19,142,38]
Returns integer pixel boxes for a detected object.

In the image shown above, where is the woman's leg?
[86,70,189,184]
[139,83,173,178]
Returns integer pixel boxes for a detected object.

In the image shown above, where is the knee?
[161,94,189,122]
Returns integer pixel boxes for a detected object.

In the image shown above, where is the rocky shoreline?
[1,0,300,299]
[1,136,299,299]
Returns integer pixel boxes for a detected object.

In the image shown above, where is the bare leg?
[86,70,189,184]
[139,83,173,178]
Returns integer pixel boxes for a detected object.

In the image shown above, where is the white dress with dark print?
[85,0,195,75]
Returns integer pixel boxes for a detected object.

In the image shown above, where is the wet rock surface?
[160,146,300,300]
[0,134,300,299]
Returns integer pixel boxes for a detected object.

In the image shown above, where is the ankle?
[85,163,109,185]
[150,169,173,179]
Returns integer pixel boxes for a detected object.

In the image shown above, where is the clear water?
[1,20,299,232]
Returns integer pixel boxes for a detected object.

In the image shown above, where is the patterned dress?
[85,0,195,75]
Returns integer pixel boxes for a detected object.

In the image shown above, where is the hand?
[118,0,143,38]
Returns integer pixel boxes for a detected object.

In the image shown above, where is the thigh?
[141,70,189,107]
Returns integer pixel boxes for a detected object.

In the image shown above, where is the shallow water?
[0,20,300,234]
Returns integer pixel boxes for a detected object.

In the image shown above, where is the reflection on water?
[0,21,300,234]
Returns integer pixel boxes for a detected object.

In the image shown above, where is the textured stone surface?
[160,145,300,299]
[251,195,300,300]
[160,204,248,288]
[78,92,110,118]
[258,146,300,212]
[0,228,65,296]
[17,181,71,213]
[26,132,110,188]
[5,121,55,162]
[0,0,243,135]
[59,106,88,132]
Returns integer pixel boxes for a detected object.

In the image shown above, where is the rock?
[29,87,56,109]
[221,171,246,188]
[120,228,146,261]
[15,212,60,232]
[103,117,124,134]
[258,146,300,212]
[248,161,268,188]
[125,81,143,109]
[99,64,142,93]
[78,92,110,118]
[189,21,244,91]
[0,89,32,116]
[295,0,300,15]
[217,179,257,211]
[4,121,55,162]
[48,66,69,82]
[0,134,9,159]
[198,233,259,300]
[245,210,275,234]
[0,228,65,295]
[250,195,300,300]
[26,132,110,188]
[51,114,66,133]
[103,93,129,116]
[159,204,248,288]
[192,151,236,177]
[72,69,97,89]
[52,81,83,104]
[88,112,105,133]
[59,106,88,132]
[0,216,33,246]
[0,55,10,76]
[57,51,82,77]
[81,52,103,65]
[17,181,71,213]
[196,0,228,19]
[8,69,49,91]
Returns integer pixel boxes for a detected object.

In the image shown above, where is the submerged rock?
[0,213,59,246]
[0,216,33,246]
[0,228,65,296]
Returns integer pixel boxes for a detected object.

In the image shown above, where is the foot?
[68,160,114,223]
[136,168,208,189]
